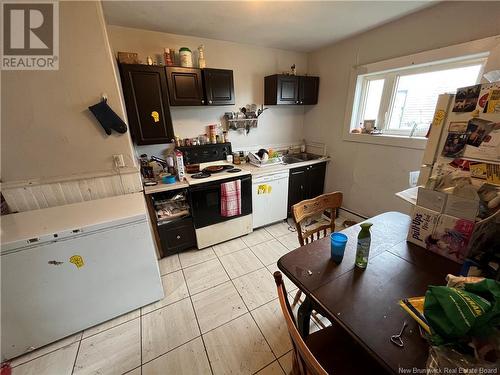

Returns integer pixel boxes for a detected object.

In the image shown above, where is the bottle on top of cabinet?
[163,48,174,66]
[198,45,206,69]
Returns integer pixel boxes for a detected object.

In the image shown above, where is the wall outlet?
[409,170,420,187]
[113,154,125,168]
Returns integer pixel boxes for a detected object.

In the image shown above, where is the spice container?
[163,48,174,66]
[179,47,193,67]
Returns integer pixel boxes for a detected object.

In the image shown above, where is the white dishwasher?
[252,171,289,229]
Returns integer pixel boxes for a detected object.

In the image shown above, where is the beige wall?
[1,1,136,184]
[106,25,308,157]
[305,1,500,218]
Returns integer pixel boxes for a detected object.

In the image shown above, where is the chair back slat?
[273,271,328,375]
[292,192,343,247]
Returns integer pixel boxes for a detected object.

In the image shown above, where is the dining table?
[277,211,461,374]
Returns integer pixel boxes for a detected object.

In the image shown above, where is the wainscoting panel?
[2,171,142,213]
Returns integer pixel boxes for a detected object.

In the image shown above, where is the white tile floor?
[9,218,346,375]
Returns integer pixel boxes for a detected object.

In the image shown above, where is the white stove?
[178,144,253,248]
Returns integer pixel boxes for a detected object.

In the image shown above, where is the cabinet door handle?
[208,100,213,104]
[201,99,205,104]
[300,185,304,190]
[176,235,181,240]
[300,101,303,104]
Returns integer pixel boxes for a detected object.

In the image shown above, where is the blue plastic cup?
[330,232,348,264]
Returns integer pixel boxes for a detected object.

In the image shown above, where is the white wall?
[304,1,500,218]
[106,25,308,158]
[1,1,137,184]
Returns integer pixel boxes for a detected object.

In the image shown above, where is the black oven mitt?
[88,99,128,135]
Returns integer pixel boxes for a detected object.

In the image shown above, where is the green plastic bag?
[424,279,500,345]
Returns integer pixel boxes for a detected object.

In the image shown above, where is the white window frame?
[343,36,499,150]
[353,58,486,137]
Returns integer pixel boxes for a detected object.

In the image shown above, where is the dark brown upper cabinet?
[299,76,319,105]
[203,68,235,105]
[165,67,204,106]
[119,64,174,145]
[264,74,319,105]
[265,74,299,105]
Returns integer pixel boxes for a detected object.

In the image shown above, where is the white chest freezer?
[1,193,164,360]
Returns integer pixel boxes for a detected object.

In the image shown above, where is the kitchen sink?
[283,153,322,164]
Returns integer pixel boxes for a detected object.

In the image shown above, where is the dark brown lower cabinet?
[288,162,327,214]
[157,217,196,255]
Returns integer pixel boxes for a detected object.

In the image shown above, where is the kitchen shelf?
[226,118,258,132]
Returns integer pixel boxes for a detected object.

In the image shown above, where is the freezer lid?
[1,193,148,253]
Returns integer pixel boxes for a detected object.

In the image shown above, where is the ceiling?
[102,1,435,52]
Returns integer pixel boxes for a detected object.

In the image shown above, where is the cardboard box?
[416,187,447,213]
[408,189,498,264]
[443,194,479,221]
[427,214,475,263]
[407,206,439,248]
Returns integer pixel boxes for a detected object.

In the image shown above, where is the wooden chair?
[273,271,386,375]
[291,192,343,324]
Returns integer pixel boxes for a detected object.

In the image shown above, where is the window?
[351,56,486,137]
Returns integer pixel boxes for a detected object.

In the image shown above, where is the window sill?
[343,132,427,150]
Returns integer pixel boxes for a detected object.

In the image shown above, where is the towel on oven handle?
[221,180,242,217]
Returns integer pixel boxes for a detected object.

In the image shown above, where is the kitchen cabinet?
[307,162,327,198]
[265,74,299,105]
[166,67,204,106]
[119,64,174,145]
[287,162,327,214]
[203,68,235,105]
[299,76,320,105]
[146,188,196,257]
[157,217,196,255]
[264,74,319,105]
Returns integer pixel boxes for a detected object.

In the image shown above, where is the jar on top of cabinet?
[179,47,193,67]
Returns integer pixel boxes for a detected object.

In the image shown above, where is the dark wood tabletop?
[277,211,461,374]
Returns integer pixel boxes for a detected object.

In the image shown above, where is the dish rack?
[248,153,283,168]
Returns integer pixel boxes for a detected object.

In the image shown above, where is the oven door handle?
[189,175,251,192]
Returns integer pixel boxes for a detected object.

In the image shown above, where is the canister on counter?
[233,152,241,165]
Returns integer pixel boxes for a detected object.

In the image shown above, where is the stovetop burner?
[201,165,235,174]
[226,168,242,173]
[191,172,211,179]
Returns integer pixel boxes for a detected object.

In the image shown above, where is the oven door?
[189,175,252,229]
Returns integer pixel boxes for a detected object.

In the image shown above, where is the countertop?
[144,180,189,195]
[240,157,330,177]
[143,157,330,194]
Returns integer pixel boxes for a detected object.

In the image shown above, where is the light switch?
[113,154,125,168]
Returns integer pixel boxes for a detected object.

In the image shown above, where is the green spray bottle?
[355,222,373,269]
